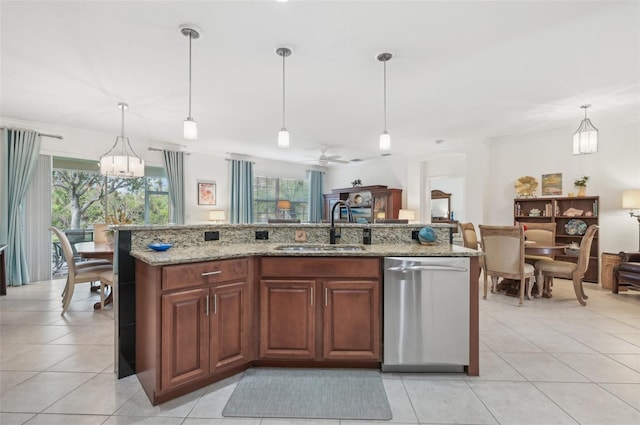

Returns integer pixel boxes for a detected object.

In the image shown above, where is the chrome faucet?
[330,200,353,244]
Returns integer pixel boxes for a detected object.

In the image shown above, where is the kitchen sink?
[274,244,365,252]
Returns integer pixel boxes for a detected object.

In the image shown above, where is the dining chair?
[49,227,113,315]
[98,269,113,310]
[534,224,598,306]
[521,222,556,262]
[459,222,483,276]
[479,225,534,306]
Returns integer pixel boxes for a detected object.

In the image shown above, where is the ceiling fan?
[306,149,350,166]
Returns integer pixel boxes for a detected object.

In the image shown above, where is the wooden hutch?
[323,185,402,222]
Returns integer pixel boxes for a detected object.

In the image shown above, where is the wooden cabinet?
[136,257,252,404]
[259,279,316,359]
[323,280,380,360]
[259,257,381,362]
[161,288,209,391]
[514,196,599,282]
[323,185,402,222]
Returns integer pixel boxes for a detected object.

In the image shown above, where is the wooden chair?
[521,222,556,262]
[459,222,483,275]
[534,225,598,306]
[479,225,534,306]
[98,270,113,310]
[49,227,113,315]
[92,223,110,243]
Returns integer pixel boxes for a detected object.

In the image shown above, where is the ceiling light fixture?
[573,104,598,155]
[99,103,145,178]
[378,52,393,151]
[181,25,200,140]
[276,47,292,148]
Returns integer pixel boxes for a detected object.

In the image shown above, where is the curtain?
[162,150,185,224]
[229,159,254,223]
[308,170,324,223]
[24,155,53,282]
[0,128,42,286]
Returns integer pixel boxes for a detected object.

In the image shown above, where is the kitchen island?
[114,223,481,404]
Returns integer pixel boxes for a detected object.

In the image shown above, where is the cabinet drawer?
[163,258,248,291]
[260,257,380,278]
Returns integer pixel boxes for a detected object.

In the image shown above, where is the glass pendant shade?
[99,103,145,178]
[572,105,598,155]
[379,131,391,151]
[184,117,198,140]
[278,129,290,148]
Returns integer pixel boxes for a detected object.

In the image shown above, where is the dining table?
[74,241,114,309]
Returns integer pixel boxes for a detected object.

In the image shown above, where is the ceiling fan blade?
[328,158,350,164]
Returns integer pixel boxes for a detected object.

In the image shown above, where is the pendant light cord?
[188,32,193,119]
[282,52,286,129]
[383,59,387,132]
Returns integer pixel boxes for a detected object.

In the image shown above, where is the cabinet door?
[161,288,209,391]
[322,280,381,360]
[210,281,250,372]
[259,279,316,359]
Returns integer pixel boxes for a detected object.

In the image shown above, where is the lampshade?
[278,129,289,148]
[622,190,640,209]
[208,210,226,222]
[184,117,197,140]
[572,104,598,155]
[398,209,416,221]
[379,131,391,151]
[277,200,291,210]
[99,103,145,178]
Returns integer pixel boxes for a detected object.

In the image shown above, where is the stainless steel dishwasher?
[382,256,470,372]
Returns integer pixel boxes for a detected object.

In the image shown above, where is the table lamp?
[398,209,416,223]
[208,210,226,223]
[622,189,640,250]
[277,200,291,218]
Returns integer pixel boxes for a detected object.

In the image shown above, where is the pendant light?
[276,47,292,148]
[99,103,145,178]
[181,25,200,140]
[573,104,598,155]
[378,52,392,151]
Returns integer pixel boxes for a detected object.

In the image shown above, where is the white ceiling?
[1,0,639,165]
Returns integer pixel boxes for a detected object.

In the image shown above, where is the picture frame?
[541,173,562,196]
[197,182,216,205]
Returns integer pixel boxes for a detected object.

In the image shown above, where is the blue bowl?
[418,227,437,244]
[148,243,172,251]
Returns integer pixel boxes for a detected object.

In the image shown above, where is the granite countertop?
[130,243,482,266]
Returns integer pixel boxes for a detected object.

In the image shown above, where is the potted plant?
[574,175,589,197]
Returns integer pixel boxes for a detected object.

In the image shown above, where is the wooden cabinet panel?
[322,280,380,360]
[260,257,380,279]
[161,288,209,391]
[163,258,248,291]
[210,281,250,371]
[259,279,316,359]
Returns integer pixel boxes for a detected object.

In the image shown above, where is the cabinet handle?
[202,270,222,277]
[310,287,314,306]
[324,287,328,306]
[205,295,209,316]
[213,294,217,315]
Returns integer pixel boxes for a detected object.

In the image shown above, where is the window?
[254,176,309,222]
[52,157,170,229]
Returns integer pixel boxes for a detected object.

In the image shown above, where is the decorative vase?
[577,186,586,197]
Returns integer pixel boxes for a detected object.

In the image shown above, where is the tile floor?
[1,277,639,425]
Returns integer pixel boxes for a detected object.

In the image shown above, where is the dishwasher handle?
[386,265,468,273]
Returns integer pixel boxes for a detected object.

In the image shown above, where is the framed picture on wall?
[541,173,562,196]
[197,182,216,205]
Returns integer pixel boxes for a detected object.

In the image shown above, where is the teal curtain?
[0,128,41,286]
[308,170,324,223]
[162,150,185,224]
[229,159,254,223]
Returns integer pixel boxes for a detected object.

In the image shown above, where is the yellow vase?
[577,186,586,197]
